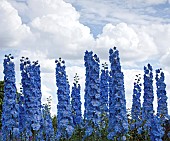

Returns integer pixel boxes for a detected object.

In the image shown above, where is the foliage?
[52,115,57,134]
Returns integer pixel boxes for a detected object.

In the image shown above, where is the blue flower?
[83,51,101,138]
[108,47,128,140]
[20,58,42,138]
[100,63,109,120]
[155,69,168,122]
[150,116,164,141]
[131,74,142,129]
[71,74,82,127]
[2,55,19,140]
[55,58,74,140]
[42,105,55,140]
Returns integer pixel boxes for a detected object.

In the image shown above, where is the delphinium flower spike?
[55,58,74,140]
[100,62,109,126]
[83,51,101,139]
[42,103,55,141]
[131,74,142,129]
[2,54,19,140]
[20,58,42,139]
[108,47,128,140]
[142,64,154,136]
[71,73,82,127]
[155,69,168,121]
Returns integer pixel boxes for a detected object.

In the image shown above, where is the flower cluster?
[18,94,25,137]
[131,74,142,129]
[84,51,101,138]
[100,62,109,116]
[155,69,168,121]
[84,51,93,121]
[150,115,164,141]
[55,58,74,140]
[142,64,154,131]
[42,104,55,140]
[71,73,82,126]
[2,54,19,140]
[20,58,42,138]
[108,47,128,140]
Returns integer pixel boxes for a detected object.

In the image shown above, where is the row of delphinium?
[1,48,170,141]
[129,65,169,141]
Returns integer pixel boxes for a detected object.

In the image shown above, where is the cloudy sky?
[0,0,170,115]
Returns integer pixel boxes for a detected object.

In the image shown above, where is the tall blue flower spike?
[155,69,168,121]
[35,105,45,141]
[2,54,19,140]
[71,73,82,127]
[42,104,55,141]
[20,58,42,139]
[131,74,142,129]
[100,62,109,126]
[55,58,74,140]
[18,94,26,139]
[20,57,32,138]
[142,64,154,133]
[150,115,164,141]
[83,51,101,139]
[84,51,93,121]
[108,47,128,140]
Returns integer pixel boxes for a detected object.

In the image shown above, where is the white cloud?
[0,0,30,48]
[95,23,159,67]
[6,0,95,59]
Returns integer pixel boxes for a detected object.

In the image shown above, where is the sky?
[0,0,170,116]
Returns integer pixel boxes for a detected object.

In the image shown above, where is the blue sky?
[66,0,170,36]
[0,0,170,115]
